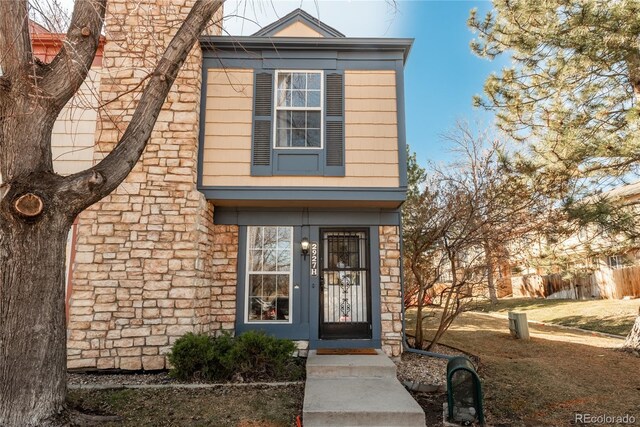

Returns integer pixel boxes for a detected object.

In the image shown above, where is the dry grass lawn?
[407,309,640,426]
[68,384,303,427]
[472,297,640,336]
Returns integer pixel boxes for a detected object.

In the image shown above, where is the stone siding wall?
[379,225,403,358]
[67,0,223,371]
[210,225,238,333]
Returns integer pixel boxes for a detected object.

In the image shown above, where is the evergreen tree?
[469,0,640,351]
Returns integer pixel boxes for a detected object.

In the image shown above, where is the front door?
[319,229,372,339]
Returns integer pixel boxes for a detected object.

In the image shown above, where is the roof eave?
[199,36,415,63]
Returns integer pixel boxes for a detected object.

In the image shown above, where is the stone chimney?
[67,0,224,371]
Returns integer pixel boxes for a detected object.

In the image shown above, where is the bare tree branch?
[59,0,224,215]
[39,0,106,110]
[0,0,32,82]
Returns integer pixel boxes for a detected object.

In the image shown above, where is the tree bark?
[0,0,224,425]
[623,312,640,352]
[484,238,498,304]
[0,201,71,426]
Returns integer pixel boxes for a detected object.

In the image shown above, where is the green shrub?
[168,331,304,382]
[226,330,303,381]
[167,332,215,380]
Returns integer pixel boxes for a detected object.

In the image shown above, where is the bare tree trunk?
[409,254,426,349]
[623,312,640,352]
[0,210,71,426]
[0,1,223,424]
[483,237,498,304]
[414,285,425,348]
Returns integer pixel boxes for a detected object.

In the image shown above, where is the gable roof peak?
[253,8,345,38]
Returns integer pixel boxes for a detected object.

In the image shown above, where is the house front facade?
[64,3,412,371]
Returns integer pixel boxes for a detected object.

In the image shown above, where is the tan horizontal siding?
[203,135,251,150]
[201,69,400,189]
[346,150,398,164]
[345,85,396,99]
[273,21,324,38]
[203,148,252,164]
[346,98,397,113]
[347,137,398,151]
[52,69,100,175]
[201,175,399,187]
[345,70,396,86]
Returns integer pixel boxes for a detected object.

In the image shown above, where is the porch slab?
[303,351,425,427]
[306,349,397,379]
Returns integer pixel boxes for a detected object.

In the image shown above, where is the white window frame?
[245,226,294,324]
[273,70,324,150]
[607,254,625,270]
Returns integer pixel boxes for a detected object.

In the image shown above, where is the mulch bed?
[395,343,469,426]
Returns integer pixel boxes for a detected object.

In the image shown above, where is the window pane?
[291,111,306,128]
[263,248,277,271]
[292,129,306,147]
[307,90,320,107]
[292,73,306,90]
[307,73,321,90]
[307,111,321,129]
[292,90,305,107]
[277,111,291,129]
[276,129,290,147]
[277,249,291,272]
[307,129,321,147]
[277,275,289,296]
[264,227,277,248]
[250,275,262,297]
[249,250,262,271]
[278,227,291,243]
[278,73,291,91]
[249,227,262,249]
[277,89,288,107]
[249,297,263,321]
[263,275,276,297]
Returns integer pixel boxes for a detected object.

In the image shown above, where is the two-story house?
[65,5,412,370]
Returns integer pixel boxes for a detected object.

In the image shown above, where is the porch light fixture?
[301,237,310,260]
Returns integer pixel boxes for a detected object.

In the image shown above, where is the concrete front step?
[303,350,425,427]
[306,349,397,379]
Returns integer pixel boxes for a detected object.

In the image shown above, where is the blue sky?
[224,0,506,165]
[398,1,505,165]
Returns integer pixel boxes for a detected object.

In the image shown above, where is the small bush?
[167,332,215,380]
[168,331,304,382]
[226,330,303,381]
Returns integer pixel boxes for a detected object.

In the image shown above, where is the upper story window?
[274,71,323,149]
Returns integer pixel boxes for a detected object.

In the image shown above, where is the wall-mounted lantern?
[301,237,310,260]
[446,356,484,425]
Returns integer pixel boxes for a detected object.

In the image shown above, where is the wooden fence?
[512,265,640,299]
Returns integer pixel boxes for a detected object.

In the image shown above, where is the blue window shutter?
[251,71,274,176]
[324,71,345,176]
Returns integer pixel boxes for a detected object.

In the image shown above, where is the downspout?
[399,218,454,360]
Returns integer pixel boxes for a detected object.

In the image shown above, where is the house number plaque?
[310,242,318,276]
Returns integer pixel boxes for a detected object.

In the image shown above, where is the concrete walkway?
[302,350,425,427]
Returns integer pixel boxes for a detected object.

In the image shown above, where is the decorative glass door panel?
[319,229,371,339]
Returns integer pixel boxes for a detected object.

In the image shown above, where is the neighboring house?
[507,181,640,300]
[59,3,412,371]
